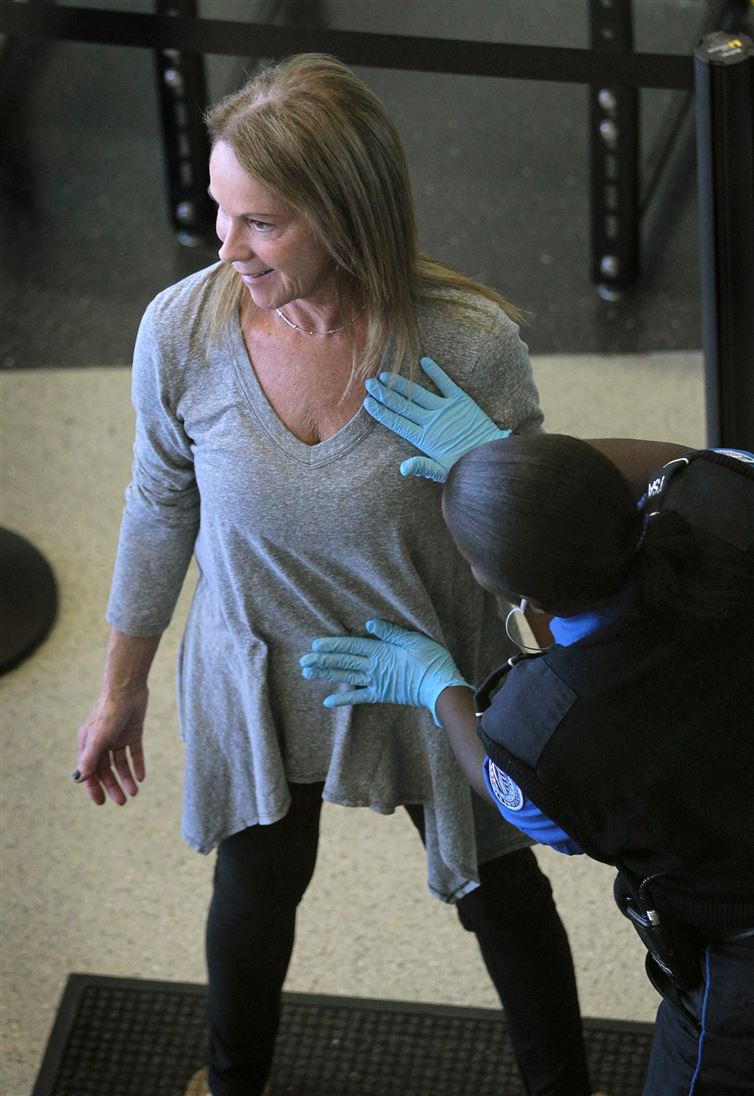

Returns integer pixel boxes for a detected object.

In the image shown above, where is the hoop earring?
[504,598,543,653]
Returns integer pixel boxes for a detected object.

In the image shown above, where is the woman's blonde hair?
[205,53,522,380]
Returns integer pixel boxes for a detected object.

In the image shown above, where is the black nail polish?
[72,770,81,781]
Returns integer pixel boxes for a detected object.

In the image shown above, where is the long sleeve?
[106,304,200,635]
[483,310,543,438]
[425,298,543,440]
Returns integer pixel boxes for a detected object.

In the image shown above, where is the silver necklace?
[275,305,365,336]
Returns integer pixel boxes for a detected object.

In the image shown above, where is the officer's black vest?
[478,451,754,934]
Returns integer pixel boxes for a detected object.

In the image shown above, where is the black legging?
[206,783,591,1096]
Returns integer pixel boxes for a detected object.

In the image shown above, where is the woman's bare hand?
[73,629,161,806]
[74,690,148,806]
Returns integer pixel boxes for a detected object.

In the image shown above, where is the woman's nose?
[218,220,251,264]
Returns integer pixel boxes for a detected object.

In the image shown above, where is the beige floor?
[0,353,706,1096]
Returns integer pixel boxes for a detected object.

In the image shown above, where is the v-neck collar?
[226,310,380,467]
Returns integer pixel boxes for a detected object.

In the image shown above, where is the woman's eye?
[248,219,274,231]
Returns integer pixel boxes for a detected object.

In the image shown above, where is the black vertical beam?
[588,0,640,300]
[695,32,754,449]
[154,0,214,245]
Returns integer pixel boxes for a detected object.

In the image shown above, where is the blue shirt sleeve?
[483,758,583,855]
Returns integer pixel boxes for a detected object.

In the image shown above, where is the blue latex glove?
[299,618,470,726]
[364,356,511,482]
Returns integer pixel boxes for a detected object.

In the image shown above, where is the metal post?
[695,32,754,449]
[154,0,214,245]
[588,0,640,300]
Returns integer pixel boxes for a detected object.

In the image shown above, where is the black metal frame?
[150,0,754,287]
[588,0,639,300]
[153,0,748,275]
[695,31,754,448]
[153,0,213,245]
[1,0,752,447]
[587,0,750,301]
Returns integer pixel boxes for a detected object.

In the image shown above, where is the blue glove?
[364,356,511,483]
[299,619,470,726]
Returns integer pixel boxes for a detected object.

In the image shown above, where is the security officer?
[300,358,754,1096]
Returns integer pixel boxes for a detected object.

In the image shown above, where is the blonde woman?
[74,55,594,1096]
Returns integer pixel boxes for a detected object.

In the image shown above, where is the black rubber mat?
[33,973,655,1096]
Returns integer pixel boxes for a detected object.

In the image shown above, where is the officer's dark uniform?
[475,450,754,1096]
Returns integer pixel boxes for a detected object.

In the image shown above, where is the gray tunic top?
[107,263,543,901]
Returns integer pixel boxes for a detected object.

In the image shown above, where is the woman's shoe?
[183,1067,272,1096]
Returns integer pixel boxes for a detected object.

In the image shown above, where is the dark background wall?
[2,0,750,369]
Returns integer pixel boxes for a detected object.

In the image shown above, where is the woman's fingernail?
[71,770,81,782]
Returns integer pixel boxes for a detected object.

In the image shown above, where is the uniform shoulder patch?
[487,760,525,812]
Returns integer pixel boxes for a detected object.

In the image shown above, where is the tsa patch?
[488,761,525,812]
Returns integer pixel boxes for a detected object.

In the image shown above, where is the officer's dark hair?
[442,434,751,622]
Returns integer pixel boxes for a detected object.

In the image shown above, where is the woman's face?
[209,141,336,310]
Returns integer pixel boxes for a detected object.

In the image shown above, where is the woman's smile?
[238,269,274,284]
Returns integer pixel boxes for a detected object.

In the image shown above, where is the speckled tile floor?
[1,352,706,1096]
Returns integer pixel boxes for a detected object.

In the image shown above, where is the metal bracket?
[154,0,214,246]
[588,0,639,300]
